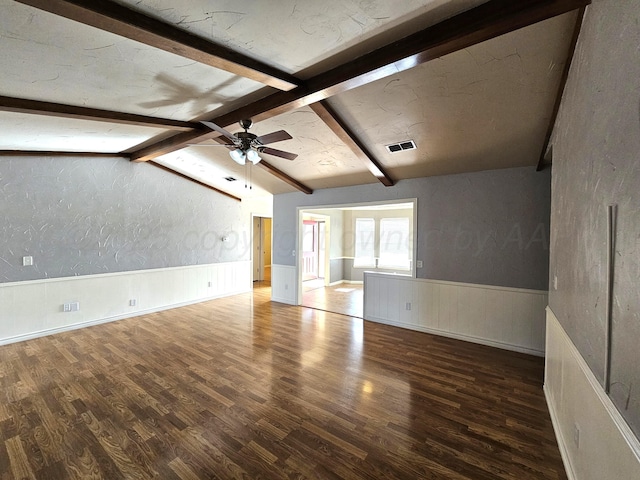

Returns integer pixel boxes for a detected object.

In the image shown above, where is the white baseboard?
[327,280,363,286]
[363,272,547,355]
[0,262,251,345]
[545,384,577,480]
[1,294,224,345]
[544,307,640,480]
[366,315,544,356]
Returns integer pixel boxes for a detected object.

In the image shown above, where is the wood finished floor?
[302,282,364,318]
[0,283,567,479]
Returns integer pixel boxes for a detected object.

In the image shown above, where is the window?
[378,218,410,270]
[354,218,375,267]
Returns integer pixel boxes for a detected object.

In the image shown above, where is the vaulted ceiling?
[0,0,588,200]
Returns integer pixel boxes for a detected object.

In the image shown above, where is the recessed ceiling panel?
[114,0,489,77]
[0,0,266,121]
[155,148,293,198]
[245,107,376,190]
[0,112,170,152]
[327,11,578,178]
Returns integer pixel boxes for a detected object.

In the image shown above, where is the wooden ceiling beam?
[129,0,591,163]
[15,0,299,91]
[149,161,241,202]
[0,150,127,158]
[310,101,394,187]
[0,95,201,131]
[257,161,313,195]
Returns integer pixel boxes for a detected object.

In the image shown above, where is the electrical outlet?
[63,302,80,312]
[416,260,423,268]
[129,299,137,306]
[573,424,580,448]
[22,256,33,266]
[208,281,212,287]
[405,302,412,311]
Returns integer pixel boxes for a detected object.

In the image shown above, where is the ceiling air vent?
[224,176,237,182]
[385,140,417,153]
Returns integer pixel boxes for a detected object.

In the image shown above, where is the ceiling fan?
[199,119,298,165]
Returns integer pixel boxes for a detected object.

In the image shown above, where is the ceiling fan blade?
[260,147,298,160]
[255,130,292,145]
[200,121,238,143]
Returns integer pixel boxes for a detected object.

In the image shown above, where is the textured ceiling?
[0,0,582,199]
[112,0,490,76]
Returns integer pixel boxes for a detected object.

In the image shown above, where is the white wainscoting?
[544,308,640,480]
[363,272,548,356]
[0,261,251,345]
[271,264,297,304]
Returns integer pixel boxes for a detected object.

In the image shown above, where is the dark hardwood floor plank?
[4,435,37,479]
[0,283,567,479]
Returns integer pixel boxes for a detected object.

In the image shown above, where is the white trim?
[366,314,544,356]
[0,261,251,345]
[271,264,297,305]
[545,383,577,480]
[544,307,640,480]
[365,271,547,295]
[546,307,640,459]
[0,261,243,288]
[0,294,226,346]
[363,273,547,355]
[318,279,364,287]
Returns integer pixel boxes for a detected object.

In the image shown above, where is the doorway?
[253,216,272,283]
[296,200,417,318]
[302,220,326,282]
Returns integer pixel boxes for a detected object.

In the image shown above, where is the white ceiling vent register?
[385,140,417,153]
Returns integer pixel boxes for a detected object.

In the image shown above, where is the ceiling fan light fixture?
[246,148,261,164]
[230,148,246,165]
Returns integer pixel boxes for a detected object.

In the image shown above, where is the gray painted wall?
[342,258,410,282]
[329,258,344,284]
[1,156,250,283]
[549,0,640,436]
[273,166,551,290]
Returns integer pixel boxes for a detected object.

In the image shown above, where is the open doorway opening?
[297,199,416,318]
[302,215,329,292]
[253,216,272,285]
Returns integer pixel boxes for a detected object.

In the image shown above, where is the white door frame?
[251,214,272,283]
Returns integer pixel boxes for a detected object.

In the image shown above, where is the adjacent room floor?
[302,279,364,318]
[0,284,567,479]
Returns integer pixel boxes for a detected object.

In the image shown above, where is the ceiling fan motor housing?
[236,131,258,150]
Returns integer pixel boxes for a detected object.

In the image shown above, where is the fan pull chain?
[243,162,253,189]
